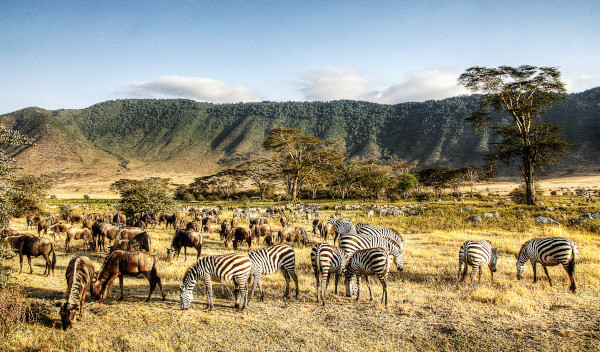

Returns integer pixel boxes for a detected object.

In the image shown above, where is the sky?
[1,0,599,114]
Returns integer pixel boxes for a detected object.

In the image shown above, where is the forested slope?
[1,88,599,178]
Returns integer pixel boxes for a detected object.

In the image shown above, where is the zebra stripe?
[355,223,404,248]
[457,240,497,284]
[310,243,348,304]
[516,237,577,292]
[339,234,404,271]
[248,244,298,301]
[344,247,391,306]
[180,253,252,311]
[327,219,356,242]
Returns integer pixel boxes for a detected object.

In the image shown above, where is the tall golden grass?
[2,197,600,351]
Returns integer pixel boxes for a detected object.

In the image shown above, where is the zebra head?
[489,248,498,273]
[180,282,193,310]
[515,254,525,280]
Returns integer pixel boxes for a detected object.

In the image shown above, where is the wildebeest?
[321,222,335,243]
[92,222,121,252]
[65,228,93,252]
[26,215,41,230]
[278,227,310,246]
[131,231,151,252]
[312,219,325,236]
[264,231,275,246]
[164,214,178,229]
[68,214,84,226]
[46,223,70,241]
[220,220,231,240]
[91,250,166,302]
[37,219,49,235]
[166,229,203,261]
[110,239,139,252]
[251,223,271,244]
[225,227,253,250]
[7,234,56,275]
[116,228,145,241]
[280,216,288,228]
[113,213,126,226]
[56,256,96,330]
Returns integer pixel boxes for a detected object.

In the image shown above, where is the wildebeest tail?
[51,241,56,272]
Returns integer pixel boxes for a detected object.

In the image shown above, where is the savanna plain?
[2,189,600,352]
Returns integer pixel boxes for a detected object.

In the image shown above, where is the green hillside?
[2,88,600,179]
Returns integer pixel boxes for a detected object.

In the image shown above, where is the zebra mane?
[67,258,83,306]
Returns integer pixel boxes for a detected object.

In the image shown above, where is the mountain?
[2,88,600,183]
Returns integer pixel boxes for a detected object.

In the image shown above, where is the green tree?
[263,127,344,202]
[0,127,34,227]
[459,65,570,205]
[397,173,418,199]
[111,178,174,215]
[236,158,276,200]
[416,167,455,198]
[8,174,53,217]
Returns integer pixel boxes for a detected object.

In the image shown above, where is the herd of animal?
[1,207,579,331]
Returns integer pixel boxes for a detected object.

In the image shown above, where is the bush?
[0,287,30,339]
[415,192,434,202]
[509,184,543,204]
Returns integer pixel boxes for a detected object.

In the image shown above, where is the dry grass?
[2,199,600,351]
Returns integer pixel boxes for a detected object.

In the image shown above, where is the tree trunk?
[291,176,299,203]
[522,148,537,205]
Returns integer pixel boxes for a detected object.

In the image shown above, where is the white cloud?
[564,75,600,93]
[129,76,262,103]
[298,67,467,104]
[373,69,468,104]
[300,67,371,101]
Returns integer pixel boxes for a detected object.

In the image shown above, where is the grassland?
[2,196,600,352]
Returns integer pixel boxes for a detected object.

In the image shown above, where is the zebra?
[58,256,96,330]
[327,218,356,243]
[310,243,348,305]
[515,237,577,292]
[247,244,298,301]
[180,253,252,311]
[345,247,392,306]
[339,234,404,272]
[457,240,498,285]
[355,223,404,247]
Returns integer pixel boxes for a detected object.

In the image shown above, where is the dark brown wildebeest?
[1,228,18,237]
[312,219,325,236]
[220,220,231,240]
[225,227,253,250]
[110,239,138,252]
[321,222,335,243]
[82,219,95,230]
[68,214,84,226]
[56,256,96,330]
[92,222,121,252]
[91,250,166,302]
[251,223,271,244]
[264,231,275,246]
[130,231,151,252]
[37,219,49,235]
[280,216,289,228]
[279,227,309,246]
[201,216,219,233]
[230,218,239,228]
[113,213,126,226]
[7,234,56,275]
[166,230,202,261]
[185,221,200,232]
[26,215,40,230]
[116,228,144,241]
[65,228,93,252]
[164,214,177,230]
[47,223,70,242]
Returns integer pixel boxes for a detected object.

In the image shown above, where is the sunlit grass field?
[2,197,600,351]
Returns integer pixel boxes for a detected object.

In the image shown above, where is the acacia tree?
[459,65,570,205]
[111,178,174,215]
[263,127,344,202]
[236,158,276,200]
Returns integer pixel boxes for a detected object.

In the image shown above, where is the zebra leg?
[355,276,361,302]
[457,259,467,285]
[334,273,339,295]
[249,272,259,301]
[204,276,214,311]
[478,265,483,283]
[365,276,373,301]
[532,261,538,283]
[282,270,291,299]
[314,271,320,302]
[567,260,576,293]
[470,265,479,283]
[542,266,552,286]
[290,270,299,299]
[380,278,387,306]
[239,280,249,311]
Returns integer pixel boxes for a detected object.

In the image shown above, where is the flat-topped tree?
[459,65,570,205]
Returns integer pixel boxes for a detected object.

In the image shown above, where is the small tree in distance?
[110,178,174,215]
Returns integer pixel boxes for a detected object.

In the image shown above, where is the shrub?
[509,184,543,204]
[0,286,30,339]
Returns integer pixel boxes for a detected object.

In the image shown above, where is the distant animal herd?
[1,204,579,330]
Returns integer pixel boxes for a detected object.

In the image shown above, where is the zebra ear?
[513,253,518,260]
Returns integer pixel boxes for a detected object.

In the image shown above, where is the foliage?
[397,173,419,199]
[112,178,175,215]
[509,183,543,205]
[415,167,456,198]
[459,65,569,205]
[6,174,53,217]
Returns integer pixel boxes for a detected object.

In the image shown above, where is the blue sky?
[1,0,599,114]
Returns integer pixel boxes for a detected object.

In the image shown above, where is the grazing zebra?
[515,237,577,292]
[58,256,96,330]
[355,223,404,247]
[248,244,299,301]
[180,253,252,311]
[339,234,404,272]
[457,240,498,285]
[345,247,391,306]
[327,218,356,243]
[310,243,348,305]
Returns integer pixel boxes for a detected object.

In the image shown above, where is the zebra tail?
[315,245,322,276]
[568,244,576,276]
